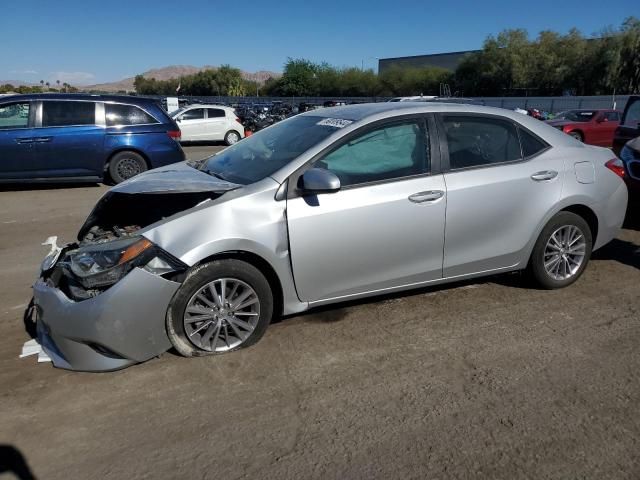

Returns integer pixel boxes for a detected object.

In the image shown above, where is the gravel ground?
[0,154,639,479]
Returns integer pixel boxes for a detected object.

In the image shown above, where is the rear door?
[206,108,227,140]
[177,108,206,141]
[0,101,37,178]
[437,113,562,277]
[598,111,621,147]
[33,100,104,177]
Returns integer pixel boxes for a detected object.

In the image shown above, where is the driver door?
[286,117,446,304]
[178,108,206,141]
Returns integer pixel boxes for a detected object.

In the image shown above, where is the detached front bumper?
[33,268,180,372]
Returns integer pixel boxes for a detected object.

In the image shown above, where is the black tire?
[166,259,273,357]
[108,151,147,184]
[224,130,241,146]
[569,131,583,142]
[527,212,593,289]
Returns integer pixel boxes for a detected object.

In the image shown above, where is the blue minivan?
[0,94,185,184]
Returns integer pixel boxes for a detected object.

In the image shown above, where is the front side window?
[42,101,95,127]
[106,103,157,126]
[442,115,521,170]
[207,108,225,118]
[316,121,428,187]
[180,108,205,121]
[0,102,30,129]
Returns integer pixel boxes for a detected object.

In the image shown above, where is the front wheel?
[224,130,241,146]
[166,259,273,357]
[527,212,592,289]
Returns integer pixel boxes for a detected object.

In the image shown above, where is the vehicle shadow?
[623,199,640,232]
[180,140,227,147]
[592,238,640,270]
[286,277,494,324]
[0,444,37,480]
[0,182,101,192]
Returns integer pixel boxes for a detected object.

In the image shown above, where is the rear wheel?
[108,151,147,184]
[527,212,592,289]
[166,259,273,357]
[224,130,241,146]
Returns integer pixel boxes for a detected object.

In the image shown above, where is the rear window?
[518,127,549,158]
[207,108,225,118]
[42,101,95,127]
[106,103,158,126]
[623,99,640,126]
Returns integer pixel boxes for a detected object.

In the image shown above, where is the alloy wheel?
[183,278,260,352]
[543,225,586,281]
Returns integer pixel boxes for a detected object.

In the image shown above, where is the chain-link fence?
[142,94,630,114]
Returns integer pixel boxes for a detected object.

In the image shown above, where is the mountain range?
[2,65,281,92]
[84,65,280,92]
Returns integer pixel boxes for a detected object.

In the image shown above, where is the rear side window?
[623,100,640,126]
[180,108,205,120]
[42,101,95,127]
[207,108,225,118]
[0,102,30,129]
[442,115,521,170]
[518,128,548,158]
[106,103,157,126]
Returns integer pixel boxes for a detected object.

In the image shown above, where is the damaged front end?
[31,162,241,371]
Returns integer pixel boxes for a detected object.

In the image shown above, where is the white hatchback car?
[171,104,245,145]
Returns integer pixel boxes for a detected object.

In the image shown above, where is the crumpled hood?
[77,162,240,241]
[111,161,239,194]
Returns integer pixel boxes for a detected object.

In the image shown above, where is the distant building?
[378,49,481,73]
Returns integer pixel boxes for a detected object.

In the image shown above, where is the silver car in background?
[33,103,628,371]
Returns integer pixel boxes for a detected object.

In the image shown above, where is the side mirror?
[299,168,341,194]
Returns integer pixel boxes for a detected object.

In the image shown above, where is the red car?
[546,109,622,147]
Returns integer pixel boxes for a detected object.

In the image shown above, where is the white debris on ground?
[20,338,51,363]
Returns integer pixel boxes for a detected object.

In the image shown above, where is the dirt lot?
[1,149,639,479]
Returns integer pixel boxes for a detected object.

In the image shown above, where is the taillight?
[605,158,626,178]
[167,129,181,140]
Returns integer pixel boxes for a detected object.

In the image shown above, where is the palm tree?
[56,80,60,90]
[45,82,50,91]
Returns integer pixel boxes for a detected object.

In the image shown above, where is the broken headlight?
[69,236,184,288]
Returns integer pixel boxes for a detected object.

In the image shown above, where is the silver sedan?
[33,102,628,371]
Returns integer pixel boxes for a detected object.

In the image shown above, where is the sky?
[1,0,637,84]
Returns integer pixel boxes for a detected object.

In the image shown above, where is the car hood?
[545,119,575,128]
[110,161,239,194]
[77,162,240,241]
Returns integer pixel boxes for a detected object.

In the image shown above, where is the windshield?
[198,115,351,185]
[554,110,595,122]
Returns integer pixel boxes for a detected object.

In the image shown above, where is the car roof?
[0,93,160,107]
[182,104,232,109]
[297,101,517,121]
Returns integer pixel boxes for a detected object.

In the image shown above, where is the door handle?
[33,137,52,143]
[15,137,34,144]
[531,170,558,181]
[408,190,445,203]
